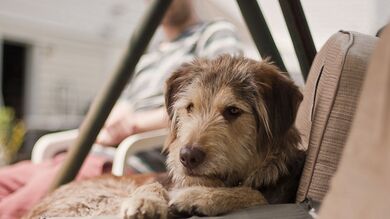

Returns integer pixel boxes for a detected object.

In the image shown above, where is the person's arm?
[131,107,168,134]
[96,104,168,146]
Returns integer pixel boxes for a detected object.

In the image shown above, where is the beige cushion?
[295,31,377,202]
[319,25,390,219]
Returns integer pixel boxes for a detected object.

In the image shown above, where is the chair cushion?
[295,31,377,202]
[318,24,390,219]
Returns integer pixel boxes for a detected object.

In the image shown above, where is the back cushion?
[295,31,377,202]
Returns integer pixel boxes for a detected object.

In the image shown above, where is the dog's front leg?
[120,182,169,219]
[169,186,267,216]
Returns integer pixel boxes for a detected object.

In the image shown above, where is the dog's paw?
[169,187,215,216]
[121,196,168,219]
[120,182,169,219]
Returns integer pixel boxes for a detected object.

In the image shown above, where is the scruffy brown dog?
[25,55,305,219]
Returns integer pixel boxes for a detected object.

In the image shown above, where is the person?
[0,0,243,218]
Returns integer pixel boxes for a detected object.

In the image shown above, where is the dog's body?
[25,56,305,219]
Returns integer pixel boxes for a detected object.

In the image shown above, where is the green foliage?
[0,107,25,165]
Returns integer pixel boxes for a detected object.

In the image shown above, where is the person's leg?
[77,154,113,180]
[0,154,111,219]
[0,163,61,219]
[0,158,62,200]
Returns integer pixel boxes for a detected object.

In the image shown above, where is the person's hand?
[96,102,138,146]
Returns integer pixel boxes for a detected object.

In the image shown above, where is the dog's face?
[164,55,302,188]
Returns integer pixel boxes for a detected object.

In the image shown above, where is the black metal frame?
[279,0,317,80]
[237,0,287,72]
[49,0,173,191]
[50,0,316,191]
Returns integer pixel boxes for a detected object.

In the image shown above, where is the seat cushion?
[318,24,390,219]
[295,31,377,202]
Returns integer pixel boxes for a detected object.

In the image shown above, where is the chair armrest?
[111,129,168,176]
[31,129,79,164]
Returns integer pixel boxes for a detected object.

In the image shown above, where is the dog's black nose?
[180,146,205,169]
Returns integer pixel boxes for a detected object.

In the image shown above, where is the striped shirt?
[121,20,243,112]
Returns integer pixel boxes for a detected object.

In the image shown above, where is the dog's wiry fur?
[164,55,305,205]
[25,55,305,219]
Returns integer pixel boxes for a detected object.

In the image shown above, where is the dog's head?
[164,55,303,188]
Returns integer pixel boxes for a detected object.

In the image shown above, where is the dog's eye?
[223,106,242,121]
[186,103,194,113]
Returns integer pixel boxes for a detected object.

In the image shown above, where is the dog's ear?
[164,63,195,119]
[254,61,303,139]
[163,63,195,152]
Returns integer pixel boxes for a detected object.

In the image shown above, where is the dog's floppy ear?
[165,63,195,119]
[254,61,303,139]
[163,63,195,152]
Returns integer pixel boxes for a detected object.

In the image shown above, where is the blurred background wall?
[0,0,389,158]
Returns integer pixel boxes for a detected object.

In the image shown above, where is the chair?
[295,31,377,203]
[319,24,390,219]
[205,30,378,219]
[31,129,167,176]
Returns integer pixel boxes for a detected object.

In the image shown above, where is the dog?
[24,55,305,219]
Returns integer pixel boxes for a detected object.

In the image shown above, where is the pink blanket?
[0,154,111,219]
